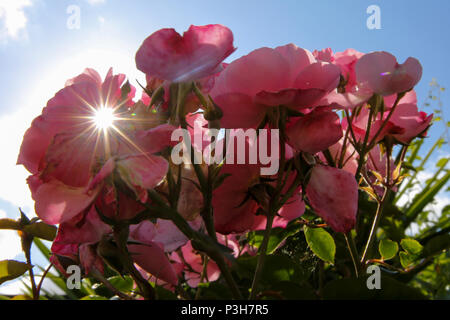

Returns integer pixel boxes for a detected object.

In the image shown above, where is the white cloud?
[98,15,105,27]
[0,210,22,260]
[86,0,106,5]
[0,0,33,42]
[0,107,36,212]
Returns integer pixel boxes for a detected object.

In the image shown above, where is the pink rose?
[306,165,358,233]
[355,51,422,96]
[211,44,341,128]
[136,24,235,82]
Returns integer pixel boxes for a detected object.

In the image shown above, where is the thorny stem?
[147,190,243,299]
[113,225,155,300]
[249,108,291,300]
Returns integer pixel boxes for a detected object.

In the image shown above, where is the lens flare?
[94,106,116,130]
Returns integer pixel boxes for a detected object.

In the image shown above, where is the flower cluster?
[17,24,432,297]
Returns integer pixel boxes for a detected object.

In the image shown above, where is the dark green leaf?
[23,222,57,241]
[0,218,20,230]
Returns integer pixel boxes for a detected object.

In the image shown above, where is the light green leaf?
[0,260,32,285]
[304,226,335,263]
[379,239,399,260]
[400,239,423,255]
[80,295,108,300]
[399,252,415,268]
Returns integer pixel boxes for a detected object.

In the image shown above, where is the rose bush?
[1,24,447,301]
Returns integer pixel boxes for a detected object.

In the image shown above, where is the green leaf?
[154,285,178,300]
[80,295,108,300]
[404,170,450,225]
[304,226,335,263]
[10,295,32,300]
[234,254,307,285]
[23,222,57,241]
[0,260,32,285]
[33,238,52,261]
[105,275,134,292]
[247,223,301,254]
[378,239,399,260]
[436,158,448,168]
[401,239,423,255]
[0,218,20,230]
[399,251,415,268]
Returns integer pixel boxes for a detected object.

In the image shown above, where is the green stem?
[355,103,375,178]
[344,232,360,277]
[361,145,392,264]
[249,212,275,300]
[360,195,386,264]
[366,92,404,151]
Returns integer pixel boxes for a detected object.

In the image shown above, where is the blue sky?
[0,0,449,293]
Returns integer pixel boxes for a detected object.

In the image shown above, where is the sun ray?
[110,125,157,163]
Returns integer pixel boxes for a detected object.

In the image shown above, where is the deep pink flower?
[136,24,235,82]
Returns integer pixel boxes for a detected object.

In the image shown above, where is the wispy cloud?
[0,0,33,42]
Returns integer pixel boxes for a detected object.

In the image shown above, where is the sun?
[94,106,116,130]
